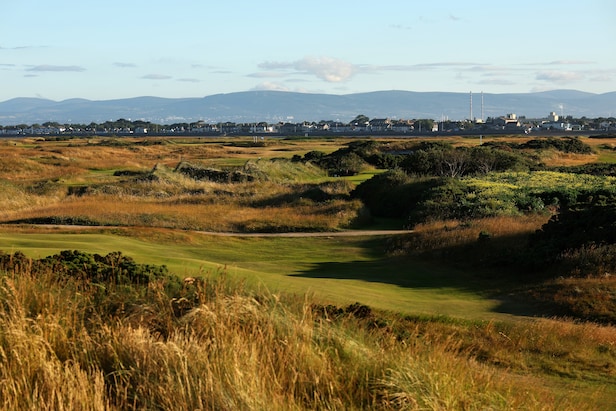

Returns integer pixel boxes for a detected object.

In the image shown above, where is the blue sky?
[1,0,615,101]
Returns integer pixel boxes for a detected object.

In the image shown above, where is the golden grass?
[404,214,551,254]
[3,193,363,232]
[0,263,605,410]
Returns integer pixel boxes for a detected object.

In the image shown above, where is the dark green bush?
[526,204,616,270]
[521,137,592,154]
[0,250,170,286]
[552,163,616,177]
[352,170,438,219]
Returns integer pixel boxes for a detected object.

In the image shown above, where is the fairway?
[0,228,503,321]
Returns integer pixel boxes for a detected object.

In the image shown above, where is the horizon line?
[1,88,612,103]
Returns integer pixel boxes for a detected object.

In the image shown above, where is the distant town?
[1,112,616,137]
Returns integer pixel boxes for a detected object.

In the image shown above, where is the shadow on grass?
[289,235,549,318]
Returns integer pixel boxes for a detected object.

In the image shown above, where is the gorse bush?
[351,170,441,219]
[355,170,616,225]
[0,249,171,287]
[400,145,534,177]
[527,204,616,273]
[483,137,593,154]
[552,162,616,177]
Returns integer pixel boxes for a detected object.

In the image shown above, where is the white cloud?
[259,56,357,82]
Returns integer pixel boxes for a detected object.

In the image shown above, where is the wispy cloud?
[141,74,172,80]
[547,60,594,65]
[0,45,45,50]
[389,23,412,30]
[27,65,85,72]
[522,60,595,66]
[251,82,291,91]
[247,71,288,78]
[177,78,200,83]
[536,71,583,83]
[114,62,137,68]
[377,62,486,71]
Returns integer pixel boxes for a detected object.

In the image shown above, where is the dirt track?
[194,230,412,237]
[1,224,412,238]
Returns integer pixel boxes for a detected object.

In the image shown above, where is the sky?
[1,0,615,102]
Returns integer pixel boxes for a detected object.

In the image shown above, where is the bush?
[526,204,616,271]
[352,170,438,219]
[0,250,170,287]
[552,163,616,177]
[175,162,253,183]
[521,137,592,154]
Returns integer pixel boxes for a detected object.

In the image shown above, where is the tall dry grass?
[1,160,362,231]
[391,214,551,257]
[0,262,602,410]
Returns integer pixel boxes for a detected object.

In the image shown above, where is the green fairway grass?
[0,229,504,320]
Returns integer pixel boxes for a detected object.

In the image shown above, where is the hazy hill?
[1,90,614,125]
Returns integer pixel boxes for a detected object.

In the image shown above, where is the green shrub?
[529,204,616,264]
[521,137,592,154]
[0,250,170,287]
[352,170,438,218]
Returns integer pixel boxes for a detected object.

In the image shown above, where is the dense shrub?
[0,250,171,287]
[522,204,616,277]
[352,170,439,218]
[529,204,616,258]
[401,145,534,177]
[521,137,592,154]
[320,151,366,176]
[552,162,616,177]
[483,137,592,155]
[175,162,253,183]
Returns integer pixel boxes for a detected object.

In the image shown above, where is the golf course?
[0,134,614,409]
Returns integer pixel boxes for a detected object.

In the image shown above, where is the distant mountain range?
[1,90,615,125]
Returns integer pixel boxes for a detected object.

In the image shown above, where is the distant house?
[368,118,392,132]
[391,120,413,133]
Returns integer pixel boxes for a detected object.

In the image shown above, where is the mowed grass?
[0,229,501,320]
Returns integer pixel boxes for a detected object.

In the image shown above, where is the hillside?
[1,89,615,125]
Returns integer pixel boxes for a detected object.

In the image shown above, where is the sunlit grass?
[0,254,611,409]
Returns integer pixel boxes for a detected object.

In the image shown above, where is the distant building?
[548,112,559,122]
[540,122,572,131]
[492,113,520,129]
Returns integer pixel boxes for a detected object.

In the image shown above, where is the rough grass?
[0,261,610,410]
